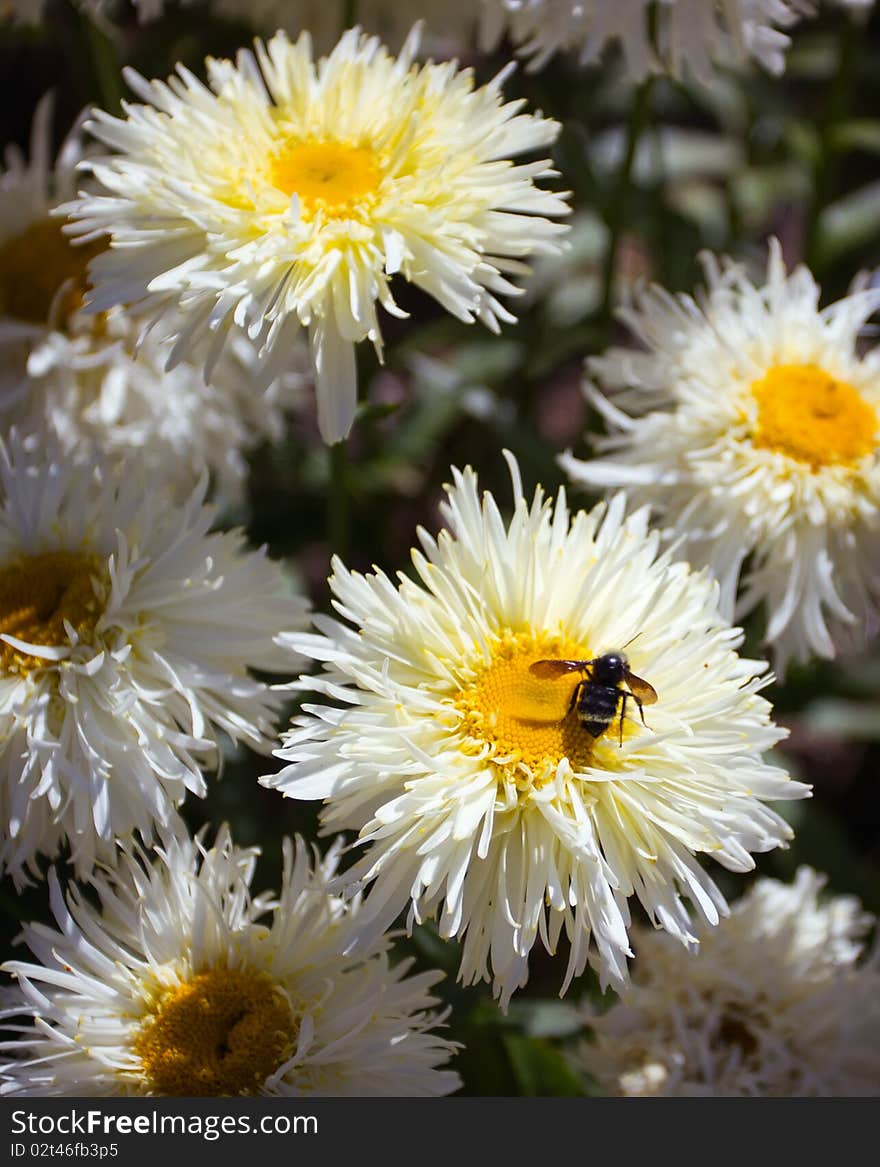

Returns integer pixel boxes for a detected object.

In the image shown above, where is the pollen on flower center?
[269,140,381,215]
[455,632,600,785]
[0,551,106,674]
[133,968,297,1097]
[751,364,878,469]
[0,218,103,330]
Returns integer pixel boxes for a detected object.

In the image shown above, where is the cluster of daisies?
[0,2,878,1099]
[6,0,830,80]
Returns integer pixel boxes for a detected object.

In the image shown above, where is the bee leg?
[568,680,583,714]
[617,693,629,747]
[618,694,650,746]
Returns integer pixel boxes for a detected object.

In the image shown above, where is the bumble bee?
[528,653,657,745]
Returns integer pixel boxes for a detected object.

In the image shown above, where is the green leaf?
[802,698,880,741]
[505,1000,585,1038]
[830,120,880,157]
[783,121,822,168]
[732,164,811,233]
[501,1033,586,1097]
[815,179,880,266]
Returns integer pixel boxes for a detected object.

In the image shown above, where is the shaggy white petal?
[480,0,812,80]
[267,455,807,1006]
[0,826,460,1096]
[575,868,880,1096]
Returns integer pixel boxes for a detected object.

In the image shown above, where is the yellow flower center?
[455,632,600,786]
[269,139,381,216]
[0,551,106,674]
[133,968,298,1097]
[0,217,103,330]
[751,364,877,469]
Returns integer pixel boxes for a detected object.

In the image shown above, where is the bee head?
[592,653,628,684]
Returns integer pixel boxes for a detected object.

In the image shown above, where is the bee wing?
[625,671,658,705]
[529,659,588,679]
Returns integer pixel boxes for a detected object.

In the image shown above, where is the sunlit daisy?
[0,437,307,885]
[562,240,880,674]
[64,27,570,444]
[0,96,304,503]
[479,0,811,81]
[574,868,880,1096]
[0,826,461,1096]
[266,454,807,1006]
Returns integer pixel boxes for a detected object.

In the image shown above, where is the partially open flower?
[574,868,880,1096]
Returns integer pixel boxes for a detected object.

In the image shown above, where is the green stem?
[598,79,652,339]
[327,441,350,560]
[726,89,753,250]
[804,16,862,272]
[82,12,125,113]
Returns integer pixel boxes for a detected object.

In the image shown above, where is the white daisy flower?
[4,317,307,507]
[574,868,880,1096]
[0,826,461,1096]
[64,27,570,445]
[479,0,812,81]
[0,95,305,504]
[562,241,880,675]
[266,454,807,1007]
[0,437,308,886]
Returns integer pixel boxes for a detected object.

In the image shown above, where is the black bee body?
[529,651,658,746]
[571,653,625,732]
[572,653,630,740]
